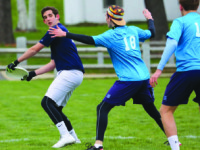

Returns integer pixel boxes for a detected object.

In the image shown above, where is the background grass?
[0,78,199,150]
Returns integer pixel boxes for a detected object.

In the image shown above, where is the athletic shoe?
[75,138,81,143]
[164,140,170,146]
[86,146,103,150]
[69,129,81,143]
[52,134,75,148]
[164,140,182,146]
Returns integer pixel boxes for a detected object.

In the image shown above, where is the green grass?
[0,78,199,150]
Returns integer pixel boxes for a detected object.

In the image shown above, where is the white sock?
[69,129,79,141]
[168,135,180,150]
[94,144,103,148]
[56,121,69,136]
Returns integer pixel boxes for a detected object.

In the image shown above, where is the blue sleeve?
[92,31,111,48]
[39,31,54,47]
[136,27,151,42]
[148,19,155,38]
[166,19,183,42]
[157,38,177,70]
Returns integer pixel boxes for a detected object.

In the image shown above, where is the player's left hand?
[48,25,66,38]
[150,69,162,87]
[143,9,153,20]
[21,71,36,81]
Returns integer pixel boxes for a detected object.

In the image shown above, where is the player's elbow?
[149,29,155,38]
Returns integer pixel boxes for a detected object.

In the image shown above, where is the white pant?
[45,70,83,107]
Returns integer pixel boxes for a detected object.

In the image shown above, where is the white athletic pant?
[45,70,83,107]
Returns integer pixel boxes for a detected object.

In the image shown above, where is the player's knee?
[159,107,165,116]
[160,105,175,117]
[41,96,48,109]
[97,102,105,114]
[97,101,113,114]
[97,103,101,112]
[41,96,55,110]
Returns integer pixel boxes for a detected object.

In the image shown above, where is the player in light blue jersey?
[7,6,84,148]
[49,5,166,150]
[92,25,151,81]
[150,0,200,149]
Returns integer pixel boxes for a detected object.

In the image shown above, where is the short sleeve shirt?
[92,26,151,81]
[39,23,84,72]
[167,12,200,71]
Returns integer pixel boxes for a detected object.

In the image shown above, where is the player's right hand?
[7,60,19,72]
[48,25,66,38]
[150,69,162,87]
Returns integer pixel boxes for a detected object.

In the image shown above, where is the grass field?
[0,78,199,150]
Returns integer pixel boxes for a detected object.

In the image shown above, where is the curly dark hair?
[41,6,59,19]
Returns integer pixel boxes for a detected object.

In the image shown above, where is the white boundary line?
[0,135,199,143]
[182,135,200,138]
[82,136,136,140]
[0,138,29,143]
[104,136,136,139]
[19,96,41,99]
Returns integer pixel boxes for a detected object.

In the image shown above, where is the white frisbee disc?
[6,67,29,80]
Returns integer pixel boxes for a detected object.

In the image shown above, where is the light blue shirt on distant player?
[166,12,200,72]
[92,26,151,81]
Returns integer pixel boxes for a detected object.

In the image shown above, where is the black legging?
[96,101,165,141]
[142,102,165,133]
[96,101,114,141]
[41,96,73,131]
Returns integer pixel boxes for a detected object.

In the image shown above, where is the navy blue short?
[162,70,200,106]
[103,79,154,106]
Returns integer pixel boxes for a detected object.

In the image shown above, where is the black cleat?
[164,140,182,146]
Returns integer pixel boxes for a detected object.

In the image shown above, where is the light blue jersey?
[167,12,200,72]
[92,26,151,81]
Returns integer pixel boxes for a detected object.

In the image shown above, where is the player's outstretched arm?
[7,43,44,73]
[143,9,155,38]
[49,25,95,45]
